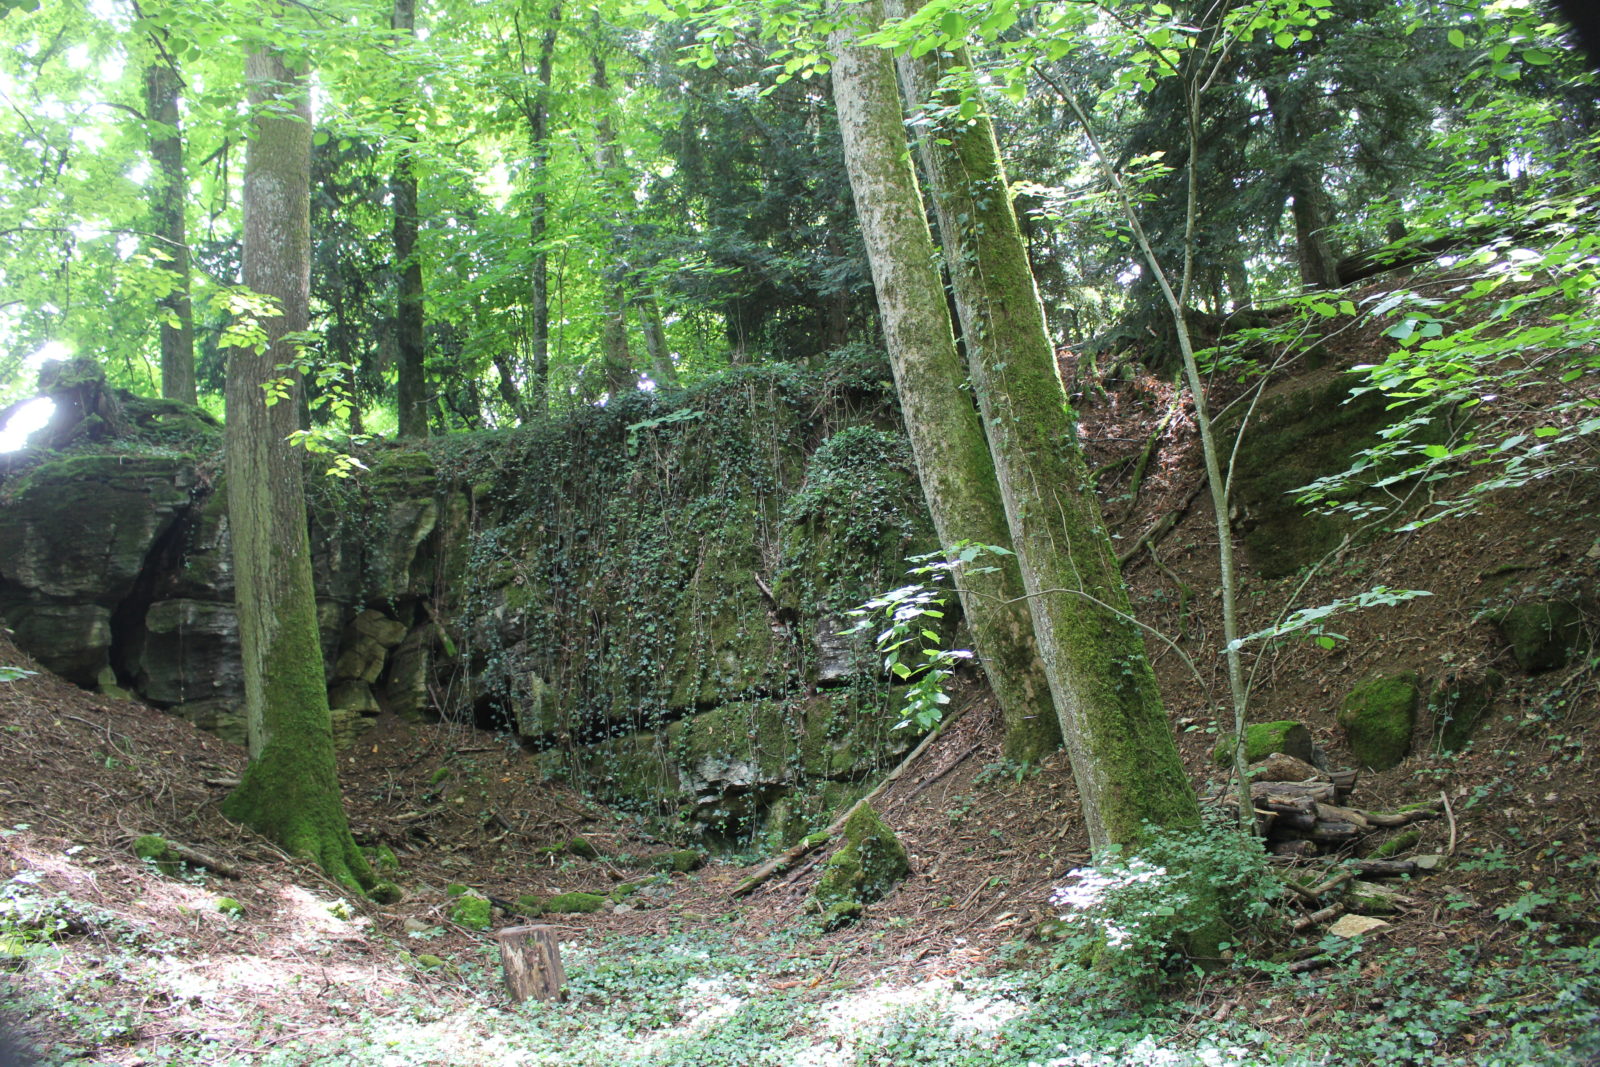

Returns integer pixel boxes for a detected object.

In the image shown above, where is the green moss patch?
[1211,720,1314,766]
[449,894,492,930]
[806,803,909,929]
[1338,673,1420,771]
[544,892,606,914]
[132,834,180,876]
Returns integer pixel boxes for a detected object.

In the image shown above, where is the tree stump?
[494,925,566,1004]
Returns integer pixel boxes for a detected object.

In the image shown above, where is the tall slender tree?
[221,44,372,892]
[140,39,196,404]
[887,0,1203,853]
[514,0,561,416]
[391,0,429,437]
[829,0,1059,762]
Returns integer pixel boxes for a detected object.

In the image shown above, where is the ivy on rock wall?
[430,363,939,841]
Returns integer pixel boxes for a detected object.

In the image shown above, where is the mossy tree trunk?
[223,48,371,893]
[829,6,1059,763]
[142,46,196,406]
[514,0,561,417]
[890,15,1201,853]
[590,23,635,397]
[391,0,429,438]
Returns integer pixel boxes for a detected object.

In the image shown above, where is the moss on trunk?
[830,4,1060,762]
[224,46,371,894]
[889,8,1201,854]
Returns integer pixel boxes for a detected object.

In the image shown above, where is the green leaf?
[1447,28,1466,48]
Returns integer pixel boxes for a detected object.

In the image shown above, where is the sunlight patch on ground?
[1027,1035,1262,1066]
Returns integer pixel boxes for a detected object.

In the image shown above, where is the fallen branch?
[1117,479,1207,568]
[167,842,243,879]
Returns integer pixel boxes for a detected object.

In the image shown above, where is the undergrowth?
[4,858,1596,1066]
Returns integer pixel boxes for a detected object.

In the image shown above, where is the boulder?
[1212,720,1315,766]
[1429,668,1502,753]
[1493,602,1586,673]
[806,802,909,928]
[1338,673,1420,771]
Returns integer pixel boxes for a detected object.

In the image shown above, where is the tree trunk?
[142,51,196,405]
[391,0,429,437]
[891,10,1201,852]
[829,3,1059,763]
[222,47,371,894]
[590,34,634,397]
[516,1,561,417]
[1264,81,1342,290]
[495,925,566,1003]
[636,292,678,387]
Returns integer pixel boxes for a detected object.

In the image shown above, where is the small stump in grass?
[494,925,566,1004]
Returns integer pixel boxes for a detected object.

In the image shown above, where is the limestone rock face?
[135,599,242,706]
[1,373,947,841]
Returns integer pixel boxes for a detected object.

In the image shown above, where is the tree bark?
[495,925,566,1003]
[828,4,1059,763]
[222,47,371,893]
[890,13,1201,852]
[1264,81,1341,290]
[392,0,429,438]
[515,1,561,417]
[142,50,196,405]
[636,292,678,387]
[590,33,635,397]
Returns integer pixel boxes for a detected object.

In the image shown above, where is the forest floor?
[1,314,1598,1064]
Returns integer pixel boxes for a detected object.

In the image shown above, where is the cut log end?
[495,924,566,1004]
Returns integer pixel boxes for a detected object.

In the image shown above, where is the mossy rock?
[449,894,492,930]
[367,882,404,905]
[1211,721,1314,766]
[544,892,606,914]
[651,849,707,874]
[565,836,599,860]
[369,843,400,873]
[132,834,180,876]
[1493,602,1586,674]
[1224,375,1446,578]
[1337,673,1420,771]
[805,803,908,928]
[1429,669,1503,753]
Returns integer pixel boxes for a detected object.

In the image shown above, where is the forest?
[0,0,1597,1062]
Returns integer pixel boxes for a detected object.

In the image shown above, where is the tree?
[221,43,371,892]
[829,0,1059,763]
[140,38,197,404]
[886,1,1204,854]
[391,0,429,438]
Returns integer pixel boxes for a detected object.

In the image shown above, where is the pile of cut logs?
[1216,753,1441,858]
